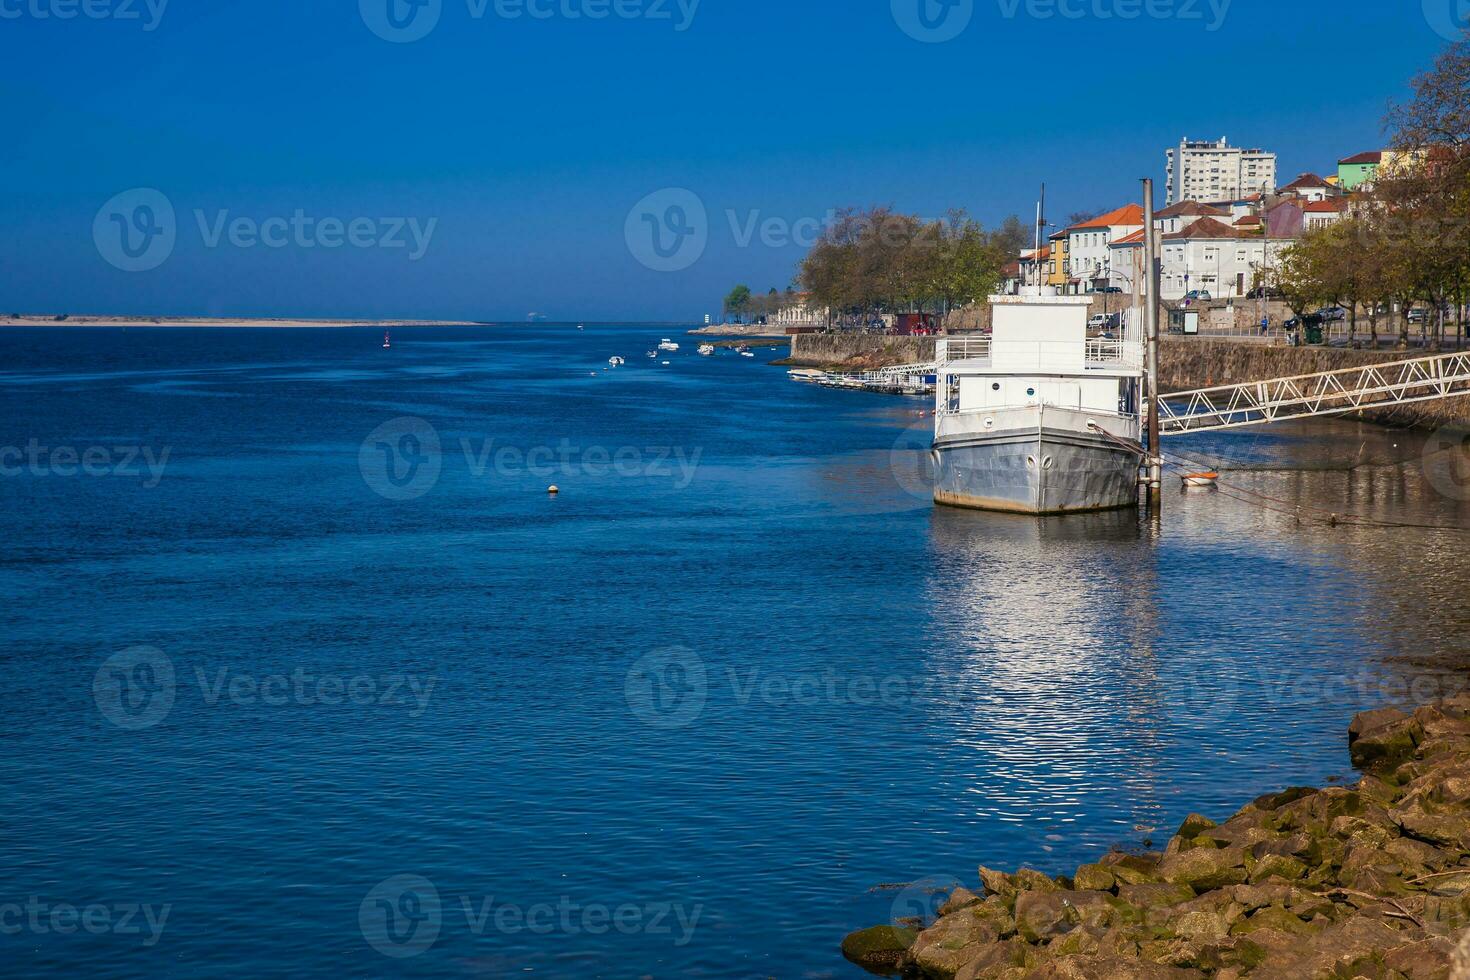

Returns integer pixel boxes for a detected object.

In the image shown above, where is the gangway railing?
[1158,350,1470,434]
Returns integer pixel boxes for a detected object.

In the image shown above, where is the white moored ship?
[931,293,1145,515]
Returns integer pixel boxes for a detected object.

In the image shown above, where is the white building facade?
[1155,221,1295,300]
[1165,137,1278,205]
[1064,205,1144,292]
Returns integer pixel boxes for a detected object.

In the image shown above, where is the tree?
[723,284,752,322]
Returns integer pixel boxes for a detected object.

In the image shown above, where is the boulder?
[1023,953,1205,979]
[937,887,982,917]
[907,901,1018,977]
[1159,846,1252,892]
[1352,716,1423,774]
[1351,707,1411,742]
[1073,864,1117,893]
[1248,854,1308,884]
[1118,881,1196,911]
[1228,904,1316,937]
[1015,868,1063,893]
[841,925,916,974]
[1396,796,1470,852]
[978,866,1017,901]
[1382,935,1456,979]
[1176,814,1218,840]
[1014,890,1111,943]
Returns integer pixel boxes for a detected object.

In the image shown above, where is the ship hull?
[932,424,1141,515]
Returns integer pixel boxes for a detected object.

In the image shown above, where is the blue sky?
[1,0,1460,321]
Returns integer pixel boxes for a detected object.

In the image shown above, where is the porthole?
[1026,387,1036,397]
[992,383,1001,391]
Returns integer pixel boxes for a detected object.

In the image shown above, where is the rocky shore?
[844,698,1470,979]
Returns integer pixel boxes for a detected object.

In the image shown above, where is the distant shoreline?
[0,315,489,329]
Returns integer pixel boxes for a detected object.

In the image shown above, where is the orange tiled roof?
[1109,229,1147,247]
[1070,204,1145,229]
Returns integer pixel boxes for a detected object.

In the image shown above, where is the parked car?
[1184,289,1212,302]
[1315,306,1348,321]
[1246,286,1284,300]
[1095,286,1123,294]
[1087,313,1121,331]
[1408,308,1428,324]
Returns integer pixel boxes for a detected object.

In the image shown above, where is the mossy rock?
[1072,863,1116,892]
[1229,904,1314,936]
[1176,813,1217,839]
[840,925,916,975]
[1249,853,1308,884]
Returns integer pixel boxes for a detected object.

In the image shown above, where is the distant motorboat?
[661,360,671,365]
[658,340,680,352]
[646,350,657,358]
[382,330,391,349]
[698,344,715,356]
[608,356,625,367]
[740,350,755,358]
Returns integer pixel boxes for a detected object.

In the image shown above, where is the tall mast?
[1142,178,1162,511]
[1034,183,1046,291]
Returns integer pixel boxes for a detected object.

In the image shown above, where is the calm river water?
[2,323,1469,977]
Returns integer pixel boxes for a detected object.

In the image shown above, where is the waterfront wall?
[1160,339,1470,429]
[785,334,935,368]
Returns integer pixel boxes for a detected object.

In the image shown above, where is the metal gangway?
[1157,350,1470,434]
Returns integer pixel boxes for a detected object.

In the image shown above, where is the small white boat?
[382,330,391,349]
[1182,472,1219,488]
[698,344,715,356]
[646,350,657,358]
[608,356,625,367]
[740,351,755,358]
[658,340,680,352]
[661,360,671,365]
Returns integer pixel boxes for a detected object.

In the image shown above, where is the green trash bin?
[1304,314,1325,345]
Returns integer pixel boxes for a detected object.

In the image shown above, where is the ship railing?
[937,337,1143,371]
[936,338,991,362]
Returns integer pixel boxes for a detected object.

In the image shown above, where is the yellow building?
[1047,229,1069,289]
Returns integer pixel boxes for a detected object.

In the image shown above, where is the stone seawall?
[1160,339,1470,429]
[785,334,936,369]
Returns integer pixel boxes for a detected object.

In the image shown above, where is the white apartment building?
[1165,137,1278,205]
